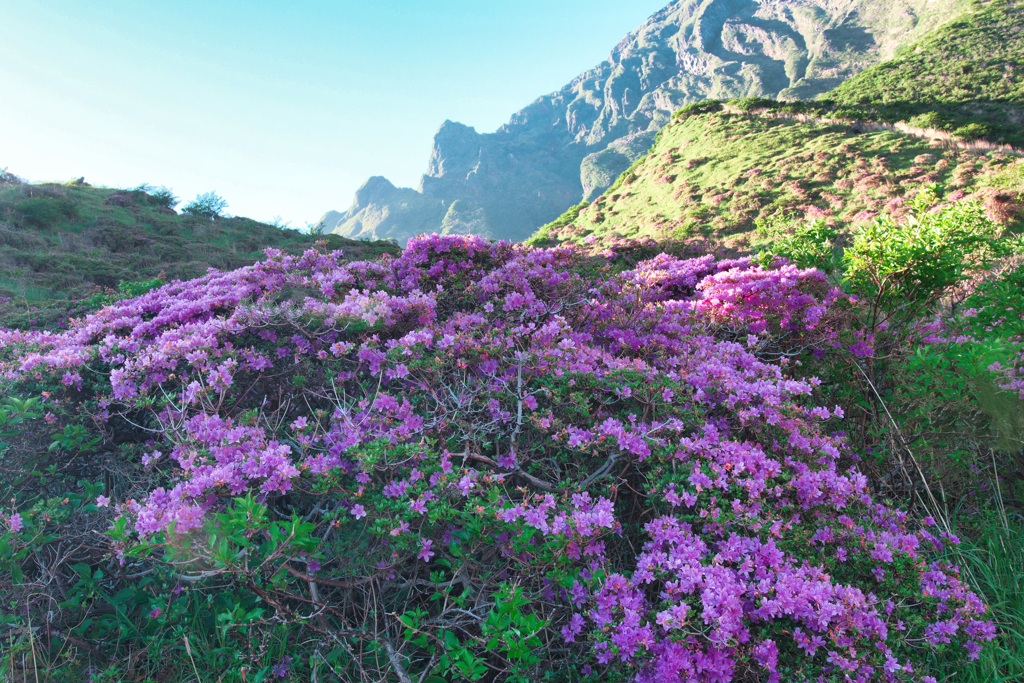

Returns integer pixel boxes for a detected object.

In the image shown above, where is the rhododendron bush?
[0,235,994,682]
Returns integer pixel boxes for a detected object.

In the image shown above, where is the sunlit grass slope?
[529,105,1024,248]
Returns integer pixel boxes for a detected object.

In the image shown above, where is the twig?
[853,361,951,534]
[581,453,621,488]
[183,636,203,682]
[382,639,414,683]
[466,453,556,491]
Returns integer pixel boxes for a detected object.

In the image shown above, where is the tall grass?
[932,512,1024,681]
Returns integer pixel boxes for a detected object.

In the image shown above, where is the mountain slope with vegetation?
[532,0,1024,249]
[529,102,1024,248]
[322,0,968,245]
[826,0,1024,146]
[2,2,1024,682]
[0,173,398,328]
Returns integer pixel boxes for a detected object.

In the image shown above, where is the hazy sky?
[0,1,666,227]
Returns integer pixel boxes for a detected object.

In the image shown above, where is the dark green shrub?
[955,122,993,140]
[674,100,723,119]
[728,97,780,112]
[906,111,949,131]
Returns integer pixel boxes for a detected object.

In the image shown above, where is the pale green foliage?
[305,219,328,236]
[756,214,841,273]
[135,183,179,209]
[843,187,1003,312]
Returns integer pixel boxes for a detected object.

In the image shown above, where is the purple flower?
[6,513,23,533]
[271,656,292,678]
[561,613,586,643]
[0,233,995,677]
[417,538,434,563]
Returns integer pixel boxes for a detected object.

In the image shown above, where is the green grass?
[534,108,1024,248]
[820,0,1024,147]
[0,179,399,329]
[930,513,1024,681]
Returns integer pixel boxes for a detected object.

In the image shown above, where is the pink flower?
[96,495,111,508]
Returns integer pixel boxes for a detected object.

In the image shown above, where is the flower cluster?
[0,235,993,681]
[991,350,1024,398]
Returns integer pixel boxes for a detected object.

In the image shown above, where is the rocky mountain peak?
[426,121,482,183]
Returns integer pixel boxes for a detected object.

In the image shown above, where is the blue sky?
[0,1,666,227]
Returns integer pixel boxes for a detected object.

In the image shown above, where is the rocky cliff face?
[323,0,966,244]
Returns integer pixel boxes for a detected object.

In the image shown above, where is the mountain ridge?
[322,0,969,244]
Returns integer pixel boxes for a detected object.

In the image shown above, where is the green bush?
[843,188,1003,316]
[16,197,78,227]
[956,122,994,140]
[674,100,723,119]
[755,214,842,272]
[906,111,949,131]
[182,191,228,220]
[728,97,780,112]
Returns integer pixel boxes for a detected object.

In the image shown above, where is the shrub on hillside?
[182,191,228,220]
[135,184,180,210]
[843,189,1004,318]
[753,191,1020,509]
[755,215,842,273]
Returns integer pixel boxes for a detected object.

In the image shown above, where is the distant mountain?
[322,0,967,244]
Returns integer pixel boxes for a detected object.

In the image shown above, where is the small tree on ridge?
[183,191,228,220]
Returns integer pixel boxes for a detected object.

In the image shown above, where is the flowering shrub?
[0,235,994,681]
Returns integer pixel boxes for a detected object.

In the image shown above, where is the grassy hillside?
[529,104,1024,248]
[825,0,1024,147]
[530,0,1024,249]
[0,175,398,328]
